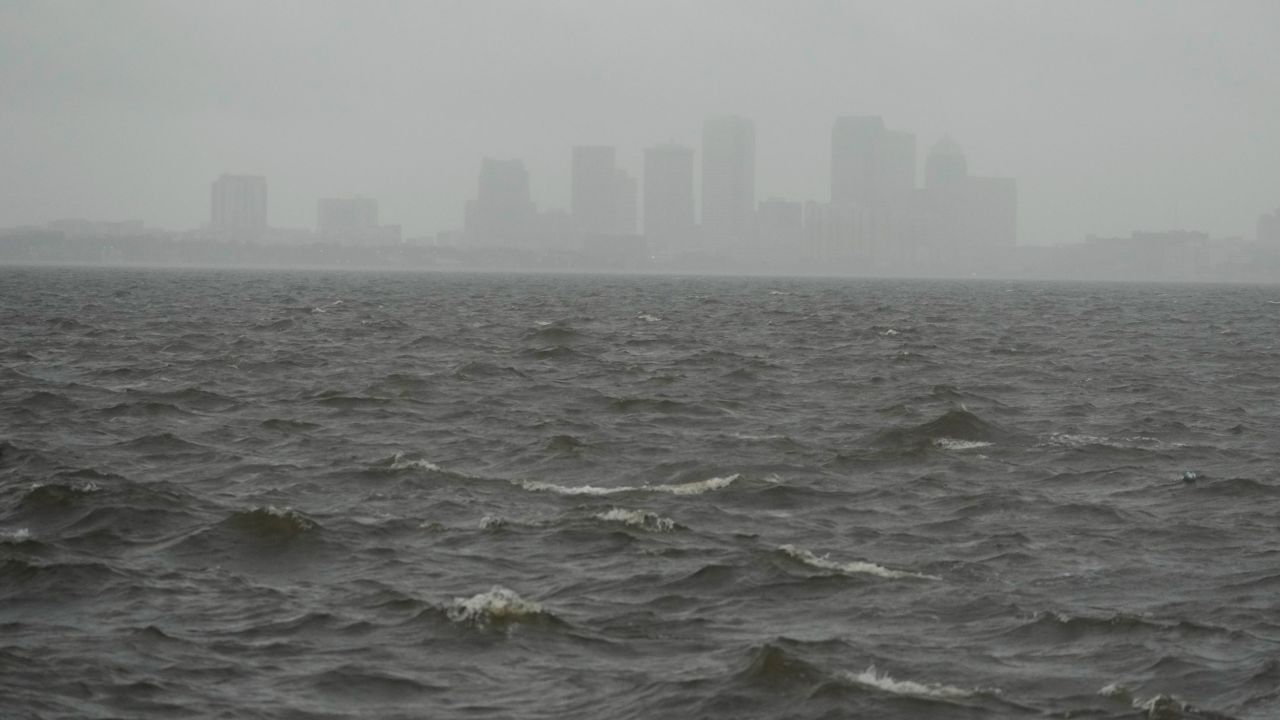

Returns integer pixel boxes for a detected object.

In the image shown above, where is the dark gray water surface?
[2,267,1278,719]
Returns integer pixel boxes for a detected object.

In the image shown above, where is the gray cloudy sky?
[2,0,1277,244]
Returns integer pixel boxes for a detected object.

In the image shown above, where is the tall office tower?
[830,116,916,208]
[211,174,268,236]
[918,136,1017,262]
[924,136,968,188]
[701,115,756,245]
[643,143,695,254]
[1259,208,1280,244]
[572,146,618,235]
[614,169,638,235]
[464,158,537,246]
[317,197,399,246]
[317,197,378,234]
[756,198,804,252]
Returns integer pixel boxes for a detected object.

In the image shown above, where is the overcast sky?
[2,0,1277,244]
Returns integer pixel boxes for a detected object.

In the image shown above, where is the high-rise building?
[643,143,695,255]
[211,174,267,237]
[614,169,637,235]
[925,136,968,189]
[1258,208,1280,244]
[464,158,537,246]
[756,198,803,253]
[316,196,400,246]
[830,117,916,270]
[701,116,755,245]
[917,137,1016,266]
[830,116,916,208]
[318,197,378,234]
[572,146,618,235]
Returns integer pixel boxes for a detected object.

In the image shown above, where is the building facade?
[211,174,267,238]
[701,116,756,247]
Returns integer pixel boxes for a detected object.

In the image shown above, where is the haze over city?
[3,0,1278,248]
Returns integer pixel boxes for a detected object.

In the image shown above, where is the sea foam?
[0,528,32,542]
[932,437,993,451]
[447,586,545,626]
[780,545,938,580]
[847,665,983,699]
[519,474,738,497]
[594,508,676,532]
[388,452,441,472]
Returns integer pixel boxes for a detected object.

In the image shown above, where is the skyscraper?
[317,197,378,234]
[924,136,968,189]
[614,168,637,235]
[701,116,755,245]
[643,143,695,255]
[830,117,916,270]
[830,116,916,208]
[572,146,618,235]
[211,174,267,237]
[464,158,537,246]
[918,137,1016,264]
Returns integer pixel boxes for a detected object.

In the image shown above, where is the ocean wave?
[385,452,442,472]
[875,409,1005,450]
[594,508,677,532]
[780,545,938,580]
[1100,684,1235,720]
[447,586,548,627]
[0,528,32,543]
[518,474,738,497]
[846,665,985,700]
[225,506,318,539]
[932,437,994,451]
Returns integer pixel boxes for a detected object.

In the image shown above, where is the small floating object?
[1182,470,1205,483]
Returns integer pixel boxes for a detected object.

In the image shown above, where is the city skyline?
[2,1,1277,245]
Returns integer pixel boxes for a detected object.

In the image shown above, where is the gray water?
[2,267,1278,719]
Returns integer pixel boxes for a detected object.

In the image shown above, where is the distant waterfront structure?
[211,174,267,238]
[571,146,618,235]
[464,158,537,247]
[829,116,916,270]
[318,197,377,233]
[643,143,696,256]
[614,168,638,235]
[570,146,637,238]
[1258,208,1280,244]
[923,136,967,189]
[831,116,915,208]
[701,116,756,247]
[916,137,1016,267]
[317,197,401,246]
[755,198,803,255]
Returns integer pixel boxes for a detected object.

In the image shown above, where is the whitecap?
[518,474,738,497]
[932,437,993,451]
[479,515,506,530]
[882,328,900,336]
[636,313,661,322]
[447,586,545,626]
[780,544,938,580]
[0,528,32,542]
[847,665,985,699]
[594,508,676,532]
[1098,682,1132,700]
[259,505,316,530]
[388,452,441,472]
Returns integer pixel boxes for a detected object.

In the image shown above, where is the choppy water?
[2,266,1279,719]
